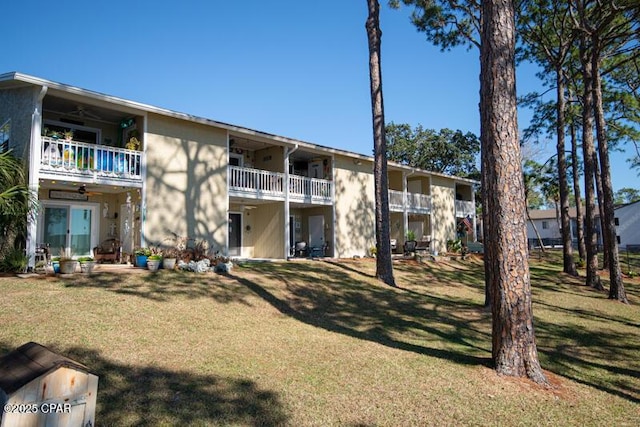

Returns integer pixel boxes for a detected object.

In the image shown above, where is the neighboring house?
[614,200,640,249]
[0,72,477,267]
[526,208,567,247]
[526,202,640,249]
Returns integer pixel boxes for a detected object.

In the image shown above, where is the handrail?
[228,166,333,201]
[228,165,284,196]
[289,175,332,200]
[388,189,431,212]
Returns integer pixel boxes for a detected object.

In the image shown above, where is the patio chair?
[294,241,308,258]
[416,235,431,253]
[34,243,51,266]
[93,238,122,263]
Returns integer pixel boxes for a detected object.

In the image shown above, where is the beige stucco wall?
[144,113,227,253]
[430,175,456,253]
[254,146,284,172]
[388,170,403,191]
[0,86,38,159]
[333,155,375,258]
[252,202,285,258]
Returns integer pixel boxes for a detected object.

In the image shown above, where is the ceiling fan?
[78,184,103,196]
[65,105,102,120]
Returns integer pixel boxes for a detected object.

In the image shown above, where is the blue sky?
[3,0,636,192]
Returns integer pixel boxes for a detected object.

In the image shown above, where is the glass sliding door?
[70,207,92,255]
[43,207,68,253]
[41,203,98,257]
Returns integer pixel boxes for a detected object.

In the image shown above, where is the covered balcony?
[38,95,146,188]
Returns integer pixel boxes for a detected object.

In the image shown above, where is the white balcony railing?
[455,200,475,216]
[289,175,332,202]
[388,189,431,213]
[407,192,432,212]
[389,190,404,210]
[228,166,333,203]
[228,166,284,197]
[40,137,143,182]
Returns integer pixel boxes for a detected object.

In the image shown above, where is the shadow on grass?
[60,270,256,305]
[0,341,288,426]
[230,260,492,368]
[233,259,640,404]
[534,318,640,403]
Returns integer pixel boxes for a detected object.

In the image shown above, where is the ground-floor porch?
[30,177,143,265]
[389,212,433,254]
[228,198,334,260]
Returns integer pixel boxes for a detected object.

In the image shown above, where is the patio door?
[309,215,324,248]
[41,203,98,257]
[229,213,242,256]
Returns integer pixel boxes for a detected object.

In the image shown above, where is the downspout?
[26,85,48,270]
[284,143,298,259]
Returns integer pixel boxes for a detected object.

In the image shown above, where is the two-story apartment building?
[0,72,477,267]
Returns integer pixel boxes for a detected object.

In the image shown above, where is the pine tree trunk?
[570,121,586,261]
[366,0,395,287]
[481,0,547,384]
[594,157,609,270]
[556,70,577,276]
[591,38,628,303]
[579,34,603,291]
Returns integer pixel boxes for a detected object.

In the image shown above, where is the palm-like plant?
[0,151,38,259]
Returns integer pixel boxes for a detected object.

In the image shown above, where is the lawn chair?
[94,239,122,263]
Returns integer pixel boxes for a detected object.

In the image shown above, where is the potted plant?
[63,130,74,141]
[78,256,96,274]
[134,247,151,268]
[51,256,61,274]
[404,230,417,255]
[162,234,186,270]
[147,254,162,272]
[161,247,179,270]
[58,248,78,274]
[125,136,141,151]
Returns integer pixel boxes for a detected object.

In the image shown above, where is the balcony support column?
[26,85,47,270]
[403,170,415,241]
[284,144,298,259]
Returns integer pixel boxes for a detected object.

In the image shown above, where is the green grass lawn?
[1,254,638,426]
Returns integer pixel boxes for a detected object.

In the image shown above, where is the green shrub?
[0,247,29,272]
[447,239,462,253]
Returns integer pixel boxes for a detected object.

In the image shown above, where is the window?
[614,217,619,226]
[0,119,10,153]
[43,120,100,144]
[542,221,549,230]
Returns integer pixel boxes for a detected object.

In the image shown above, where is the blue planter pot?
[135,255,148,268]
[52,261,60,274]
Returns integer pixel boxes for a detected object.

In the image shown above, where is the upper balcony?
[389,189,432,214]
[39,136,143,186]
[228,165,333,205]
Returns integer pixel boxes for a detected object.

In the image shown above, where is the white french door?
[40,202,99,257]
